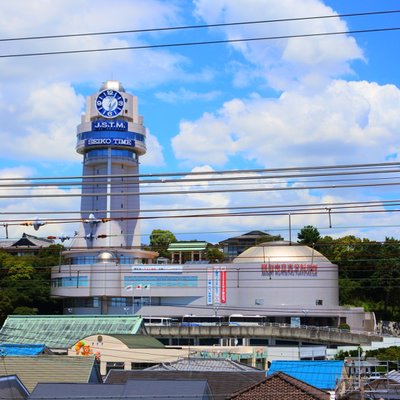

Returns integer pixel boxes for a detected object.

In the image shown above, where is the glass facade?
[124,275,198,288]
[70,256,97,265]
[51,276,89,288]
[84,149,136,160]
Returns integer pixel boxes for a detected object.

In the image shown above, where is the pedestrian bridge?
[147,323,383,346]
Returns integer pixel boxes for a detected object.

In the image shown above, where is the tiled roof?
[228,372,330,400]
[104,370,266,399]
[0,315,143,349]
[7,233,54,248]
[30,380,212,400]
[0,356,101,392]
[0,344,48,356]
[145,357,261,372]
[267,360,344,390]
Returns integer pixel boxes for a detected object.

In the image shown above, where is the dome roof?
[99,80,126,92]
[96,251,116,263]
[232,241,331,264]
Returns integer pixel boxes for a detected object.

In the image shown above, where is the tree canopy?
[149,229,177,258]
[297,225,321,245]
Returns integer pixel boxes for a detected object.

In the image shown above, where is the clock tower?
[73,80,147,249]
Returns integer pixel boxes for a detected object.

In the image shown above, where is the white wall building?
[51,82,373,333]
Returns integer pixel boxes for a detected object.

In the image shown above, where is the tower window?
[121,203,123,208]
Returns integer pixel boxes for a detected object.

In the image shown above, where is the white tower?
[73,80,146,249]
[51,81,158,315]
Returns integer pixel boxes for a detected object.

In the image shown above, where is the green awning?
[168,242,208,251]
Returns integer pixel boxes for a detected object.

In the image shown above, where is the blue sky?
[0,0,400,244]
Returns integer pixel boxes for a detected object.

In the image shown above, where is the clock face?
[96,90,124,118]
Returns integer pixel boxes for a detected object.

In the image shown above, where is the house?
[228,371,330,400]
[29,380,213,400]
[0,233,54,256]
[144,357,262,372]
[218,230,281,260]
[267,360,347,398]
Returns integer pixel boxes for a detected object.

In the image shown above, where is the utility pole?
[358,346,365,400]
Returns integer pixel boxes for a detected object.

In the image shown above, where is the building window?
[124,275,198,288]
[108,298,132,307]
[51,276,88,288]
[131,362,157,370]
[316,299,323,306]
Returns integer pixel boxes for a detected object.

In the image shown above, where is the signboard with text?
[206,269,213,305]
[92,120,128,131]
[261,263,318,277]
[85,138,135,147]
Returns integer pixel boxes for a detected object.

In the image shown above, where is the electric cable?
[1,9,398,43]
[1,26,400,59]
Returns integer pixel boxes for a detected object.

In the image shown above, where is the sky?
[0,0,400,245]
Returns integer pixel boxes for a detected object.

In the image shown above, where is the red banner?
[220,268,226,303]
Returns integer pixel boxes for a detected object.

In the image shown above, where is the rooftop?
[267,360,345,390]
[0,315,143,349]
[0,356,101,391]
[145,357,262,372]
[229,371,330,400]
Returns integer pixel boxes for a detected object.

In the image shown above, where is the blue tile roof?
[0,344,47,356]
[267,360,344,390]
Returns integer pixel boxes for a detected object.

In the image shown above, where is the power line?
[1,198,399,216]
[0,179,399,199]
[1,9,399,43]
[1,26,400,59]
[0,161,397,182]
[1,166,400,188]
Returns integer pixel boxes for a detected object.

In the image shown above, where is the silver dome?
[99,80,126,92]
[96,251,116,263]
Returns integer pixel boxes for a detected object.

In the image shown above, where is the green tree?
[297,225,321,246]
[149,229,177,258]
[205,247,225,263]
[370,237,400,318]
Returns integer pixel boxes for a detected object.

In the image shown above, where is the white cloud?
[172,113,236,166]
[141,131,166,167]
[172,80,400,168]
[139,166,400,243]
[0,166,81,241]
[155,88,222,103]
[0,82,83,162]
[193,0,364,91]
